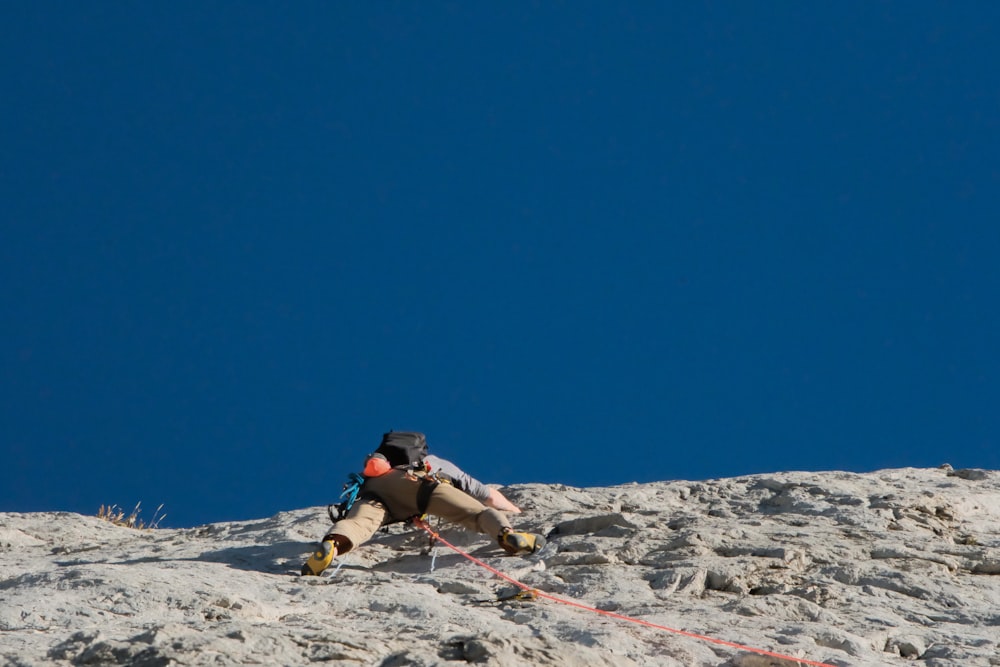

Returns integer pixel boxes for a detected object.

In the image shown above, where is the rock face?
[2,467,999,666]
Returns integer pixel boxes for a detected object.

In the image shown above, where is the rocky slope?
[2,466,998,666]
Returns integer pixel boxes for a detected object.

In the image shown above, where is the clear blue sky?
[3,3,998,528]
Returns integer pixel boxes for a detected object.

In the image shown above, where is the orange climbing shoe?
[498,528,546,556]
[301,539,337,576]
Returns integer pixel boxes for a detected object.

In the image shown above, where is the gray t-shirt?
[424,455,491,502]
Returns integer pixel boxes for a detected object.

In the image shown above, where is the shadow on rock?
[193,541,309,573]
[55,541,311,574]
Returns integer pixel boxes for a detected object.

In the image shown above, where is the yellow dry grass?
[96,502,166,529]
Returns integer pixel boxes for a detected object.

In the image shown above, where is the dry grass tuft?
[97,502,166,529]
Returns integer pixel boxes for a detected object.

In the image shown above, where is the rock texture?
[2,467,999,666]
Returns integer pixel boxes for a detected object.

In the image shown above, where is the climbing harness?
[411,517,836,667]
[405,465,455,517]
[415,474,439,516]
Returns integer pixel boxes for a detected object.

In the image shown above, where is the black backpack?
[327,431,431,523]
[374,431,428,468]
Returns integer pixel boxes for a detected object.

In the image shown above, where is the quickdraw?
[327,472,366,523]
[498,589,539,603]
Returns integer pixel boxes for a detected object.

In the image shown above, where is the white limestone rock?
[1,467,998,666]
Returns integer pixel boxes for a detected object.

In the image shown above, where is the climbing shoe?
[498,528,546,556]
[301,539,337,576]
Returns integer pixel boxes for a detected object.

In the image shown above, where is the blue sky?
[3,3,998,528]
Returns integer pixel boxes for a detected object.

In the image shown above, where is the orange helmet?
[363,453,392,478]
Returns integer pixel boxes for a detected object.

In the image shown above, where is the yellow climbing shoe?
[498,528,545,556]
[301,539,337,576]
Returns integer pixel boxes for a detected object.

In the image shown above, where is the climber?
[302,432,544,576]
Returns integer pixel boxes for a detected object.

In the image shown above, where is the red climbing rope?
[412,518,836,667]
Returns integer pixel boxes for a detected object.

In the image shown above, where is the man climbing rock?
[302,431,544,576]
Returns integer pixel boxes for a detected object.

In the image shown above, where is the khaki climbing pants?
[328,469,511,553]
